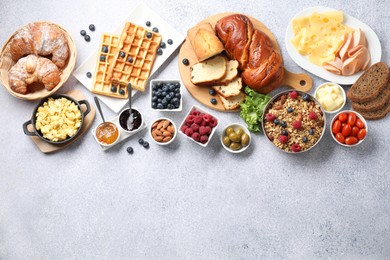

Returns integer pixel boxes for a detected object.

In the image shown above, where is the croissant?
[9,22,69,68]
[215,14,284,94]
[8,54,61,94]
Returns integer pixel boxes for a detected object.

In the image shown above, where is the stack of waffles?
[92,22,162,99]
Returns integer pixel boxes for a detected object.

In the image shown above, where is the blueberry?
[100,55,106,61]
[156,82,163,88]
[167,39,173,45]
[209,89,216,96]
[175,93,181,99]
[84,35,91,42]
[174,82,180,88]
[182,58,189,65]
[162,85,168,92]
[161,98,168,105]
[80,30,86,36]
[161,91,167,97]
[127,57,133,63]
[152,96,158,102]
[169,92,175,98]
[89,24,95,31]
[157,103,164,109]
[165,95,172,101]
[119,51,125,58]
[309,128,314,135]
[145,21,151,27]
[126,147,134,154]
[174,102,180,108]
[119,88,125,95]
[143,141,149,148]
[111,85,117,92]
[274,119,280,125]
[174,87,180,93]
[152,102,157,109]
[302,136,308,143]
[210,98,217,105]
[160,42,166,49]
[281,121,287,128]
[169,84,175,92]
[157,48,163,55]
[303,94,310,101]
[146,32,152,38]
[157,98,162,103]
[138,138,144,145]
[102,45,108,53]
[152,27,159,33]
[167,104,175,109]
[172,97,179,104]
[282,130,288,136]
[287,107,294,113]
[86,72,92,78]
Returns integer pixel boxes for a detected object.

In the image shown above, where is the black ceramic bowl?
[22,94,91,145]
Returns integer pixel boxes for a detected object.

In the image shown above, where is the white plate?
[73,2,184,113]
[285,6,382,85]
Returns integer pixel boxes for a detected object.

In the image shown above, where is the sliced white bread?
[190,55,227,85]
[212,77,242,98]
[219,91,246,110]
[216,60,239,85]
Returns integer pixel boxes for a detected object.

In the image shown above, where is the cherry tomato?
[332,120,342,134]
[345,136,358,145]
[356,118,365,129]
[335,133,345,144]
[357,129,367,140]
[338,112,348,122]
[342,124,352,137]
[351,126,359,137]
[348,112,357,126]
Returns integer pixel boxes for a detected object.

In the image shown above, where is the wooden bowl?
[0,21,77,100]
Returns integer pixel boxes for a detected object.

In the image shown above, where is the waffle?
[91,33,128,99]
[106,22,162,92]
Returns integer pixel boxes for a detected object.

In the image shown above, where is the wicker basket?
[0,22,77,100]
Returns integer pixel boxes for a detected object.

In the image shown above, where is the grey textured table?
[1,0,389,259]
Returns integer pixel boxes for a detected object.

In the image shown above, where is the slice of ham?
[352,28,367,48]
[338,32,353,62]
[323,57,343,75]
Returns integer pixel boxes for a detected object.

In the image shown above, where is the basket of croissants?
[0,21,76,100]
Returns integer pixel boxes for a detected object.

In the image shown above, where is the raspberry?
[289,91,298,99]
[181,125,189,132]
[265,113,276,122]
[200,135,209,144]
[278,135,288,144]
[191,110,200,116]
[201,120,208,126]
[292,121,302,129]
[309,111,317,120]
[199,126,208,136]
[184,127,193,136]
[205,126,212,135]
[185,115,195,124]
[191,132,200,142]
[191,123,200,132]
[194,115,203,124]
[208,118,218,128]
[203,114,212,122]
[291,143,302,152]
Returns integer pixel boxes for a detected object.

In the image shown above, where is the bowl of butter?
[315,82,346,114]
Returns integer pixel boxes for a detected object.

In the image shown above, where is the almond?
[155,129,163,136]
[162,120,170,129]
[163,131,172,137]
[152,122,158,128]
[167,125,175,134]
[157,121,163,130]
[154,136,164,142]
[163,136,171,142]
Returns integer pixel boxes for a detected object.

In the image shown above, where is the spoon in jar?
[126,83,134,131]
[94,96,106,125]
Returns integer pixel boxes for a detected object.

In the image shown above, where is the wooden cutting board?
[26,89,96,153]
[178,13,312,112]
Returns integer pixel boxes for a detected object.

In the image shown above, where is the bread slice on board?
[357,98,390,120]
[219,91,246,110]
[347,62,390,103]
[187,22,224,62]
[190,55,227,85]
[213,77,242,98]
[216,60,239,85]
[352,80,390,112]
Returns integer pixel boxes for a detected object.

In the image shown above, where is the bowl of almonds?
[149,117,177,145]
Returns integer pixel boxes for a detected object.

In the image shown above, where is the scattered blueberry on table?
[152,27,158,33]
[143,141,149,149]
[89,24,95,31]
[145,21,151,27]
[84,35,91,42]
[209,89,216,96]
[167,39,173,45]
[138,138,144,145]
[80,30,86,36]
[182,58,189,66]
[157,48,163,55]
[210,98,217,105]
[160,42,166,49]
[86,72,92,78]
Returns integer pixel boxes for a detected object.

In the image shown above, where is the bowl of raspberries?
[179,105,219,147]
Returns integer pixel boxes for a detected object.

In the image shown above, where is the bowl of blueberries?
[150,80,182,111]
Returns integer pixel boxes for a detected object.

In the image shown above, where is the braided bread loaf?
[9,22,69,68]
[8,55,61,94]
[215,14,284,93]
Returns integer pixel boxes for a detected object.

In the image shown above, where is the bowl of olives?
[221,123,251,153]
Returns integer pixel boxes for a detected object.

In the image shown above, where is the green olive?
[235,128,244,138]
[225,127,234,136]
[229,142,242,151]
[241,133,250,146]
[228,132,240,142]
[222,136,231,147]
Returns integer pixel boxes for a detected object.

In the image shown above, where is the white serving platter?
[285,6,382,85]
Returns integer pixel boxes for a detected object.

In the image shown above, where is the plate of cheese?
[285,6,382,85]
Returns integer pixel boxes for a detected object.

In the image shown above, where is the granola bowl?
[262,90,326,153]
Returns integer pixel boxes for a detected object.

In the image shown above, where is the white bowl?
[93,121,121,148]
[150,79,182,111]
[315,82,346,114]
[118,108,144,134]
[221,123,251,153]
[178,105,220,147]
[149,117,177,146]
[330,110,368,147]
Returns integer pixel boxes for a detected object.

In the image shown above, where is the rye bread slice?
[356,98,390,120]
[347,62,390,103]
[352,80,390,112]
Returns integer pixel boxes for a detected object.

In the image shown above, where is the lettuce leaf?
[240,87,271,132]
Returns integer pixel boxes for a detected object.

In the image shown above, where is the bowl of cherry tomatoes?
[331,110,367,147]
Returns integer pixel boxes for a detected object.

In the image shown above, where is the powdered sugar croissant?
[8,54,61,94]
[9,22,69,68]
